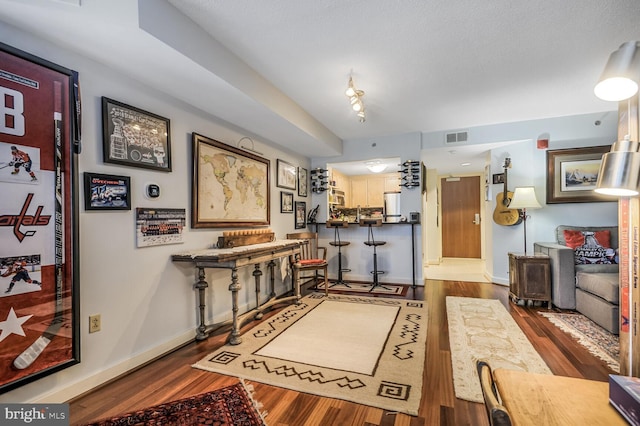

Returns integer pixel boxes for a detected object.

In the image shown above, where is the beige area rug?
[446,296,552,403]
[193,293,427,415]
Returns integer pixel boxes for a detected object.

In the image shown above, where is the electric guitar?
[492,158,522,226]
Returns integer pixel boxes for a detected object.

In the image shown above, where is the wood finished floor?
[68,280,616,425]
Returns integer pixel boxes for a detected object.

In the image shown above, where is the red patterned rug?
[83,381,267,426]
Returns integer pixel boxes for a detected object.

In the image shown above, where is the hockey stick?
[0,163,10,170]
[13,81,65,370]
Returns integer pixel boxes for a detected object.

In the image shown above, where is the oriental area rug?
[539,311,620,372]
[193,293,427,415]
[83,380,266,426]
[446,296,552,403]
[315,281,408,296]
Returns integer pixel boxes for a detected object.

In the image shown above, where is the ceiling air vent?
[445,130,468,144]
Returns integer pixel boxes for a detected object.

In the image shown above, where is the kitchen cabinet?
[349,175,390,207]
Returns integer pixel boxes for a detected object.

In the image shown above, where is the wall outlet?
[89,314,101,333]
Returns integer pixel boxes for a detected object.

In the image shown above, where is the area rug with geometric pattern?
[446,296,552,403]
[193,293,427,415]
[315,281,408,296]
[539,311,620,372]
[83,380,267,426]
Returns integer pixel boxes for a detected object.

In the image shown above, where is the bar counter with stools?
[313,219,421,288]
[326,220,351,288]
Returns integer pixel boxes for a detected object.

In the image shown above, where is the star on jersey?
[0,308,33,343]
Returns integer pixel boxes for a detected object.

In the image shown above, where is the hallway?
[423,258,489,283]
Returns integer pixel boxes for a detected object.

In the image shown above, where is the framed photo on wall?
[298,167,308,197]
[546,145,616,204]
[135,208,186,247]
[0,42,80,393]
[281,191,293,213]
[295,201,307,229]
[102,97,172,172]
[277,159,296,190]
[84,172,131,211]
[192,133,270,227]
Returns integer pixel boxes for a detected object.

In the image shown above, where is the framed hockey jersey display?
[0,42,80,393]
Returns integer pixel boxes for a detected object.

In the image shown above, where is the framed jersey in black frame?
[0,42,80,393]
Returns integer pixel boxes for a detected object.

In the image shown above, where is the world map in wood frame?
[191,133,270,227]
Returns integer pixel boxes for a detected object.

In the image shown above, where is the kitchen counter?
[310,220,421,286]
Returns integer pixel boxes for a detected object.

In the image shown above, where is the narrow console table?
[172,240,304,344]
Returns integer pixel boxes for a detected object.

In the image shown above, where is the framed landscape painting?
[0,42,80,393]
[546,145,616,204]
[191,133,270,227]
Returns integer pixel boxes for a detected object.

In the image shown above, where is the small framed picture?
[277,159,296,190]
[298,167,308,197]
[84,172,131,211]
[295,201,306,229]
[102,97,172,172]
[281,191,293,213]
[492,173,505,184]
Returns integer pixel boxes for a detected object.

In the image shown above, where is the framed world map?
[191,133,270,227]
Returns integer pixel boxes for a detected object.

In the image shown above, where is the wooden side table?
[508,252,551,307]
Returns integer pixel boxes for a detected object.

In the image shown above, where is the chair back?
[476,360,512,426]
[286,232,320,261]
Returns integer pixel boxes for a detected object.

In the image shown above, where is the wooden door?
[441,176,481,258]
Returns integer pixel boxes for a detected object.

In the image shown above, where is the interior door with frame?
[441,176,481,258]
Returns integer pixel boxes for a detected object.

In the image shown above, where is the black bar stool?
[360,218,391,292]
[326,220,351,288]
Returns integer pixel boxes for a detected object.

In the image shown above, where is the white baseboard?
[35,330,195,403]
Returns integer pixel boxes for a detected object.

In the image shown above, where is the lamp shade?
[508,187,541,210]
[594,41,640,101]
[595,137,640,196]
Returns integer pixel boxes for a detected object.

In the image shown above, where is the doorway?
[440,176,481,258]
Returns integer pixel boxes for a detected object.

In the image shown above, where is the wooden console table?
[494,369,625,425]
[172,240,304,345]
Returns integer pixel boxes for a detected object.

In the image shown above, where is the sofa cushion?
[576,288,619,334]
[556,225,619,273]
[575,271,619,304]
[556,225,618,249]
[563,229,616,265]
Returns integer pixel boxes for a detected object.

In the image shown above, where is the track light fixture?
[345,76,365,122]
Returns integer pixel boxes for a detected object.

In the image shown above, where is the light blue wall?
[421,112,620,283]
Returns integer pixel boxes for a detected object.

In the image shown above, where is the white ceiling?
[1,0,638,173]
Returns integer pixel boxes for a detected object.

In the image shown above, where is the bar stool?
[360,218,391,292]
[326,220,351,288]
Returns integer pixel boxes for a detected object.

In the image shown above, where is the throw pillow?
[563,229,616,265]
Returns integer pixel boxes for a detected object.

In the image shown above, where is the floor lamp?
[508,187,542,254]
